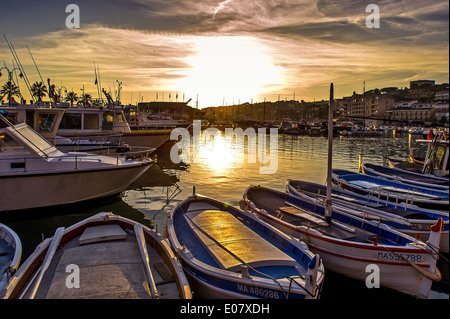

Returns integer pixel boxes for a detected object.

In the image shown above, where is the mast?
[4,34,35,103]
[325,83,334,224]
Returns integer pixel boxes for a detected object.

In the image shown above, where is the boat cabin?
[57,107,131,135]
[0,103,64,143]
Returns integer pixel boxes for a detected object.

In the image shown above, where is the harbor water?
[1,131,448,299]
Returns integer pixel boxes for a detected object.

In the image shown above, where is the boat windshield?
[5,123,64,158]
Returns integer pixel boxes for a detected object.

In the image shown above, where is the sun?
[195,132,236,173]
[177,36,282,108]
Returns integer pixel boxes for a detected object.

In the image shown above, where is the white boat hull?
[121,131,170,150]
[0,163,151,212]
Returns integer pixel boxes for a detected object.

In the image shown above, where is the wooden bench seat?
[278,206,329,226]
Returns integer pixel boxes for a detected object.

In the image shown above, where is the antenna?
[27,44,45,85]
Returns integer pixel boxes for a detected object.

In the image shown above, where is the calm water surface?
[2,131,448,299]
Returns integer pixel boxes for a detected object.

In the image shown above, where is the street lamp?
[0,66,23,105]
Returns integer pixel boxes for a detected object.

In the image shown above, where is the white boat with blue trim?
[0,223,21,292]
[361,162,448,190]
[166,193,325,299]
[332,169,449,211]
[242,185,443,299]
[286,179,449,254]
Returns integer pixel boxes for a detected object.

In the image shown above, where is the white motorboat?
[0,118,153,212]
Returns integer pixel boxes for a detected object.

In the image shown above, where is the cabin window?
[83,113,99,130]
[103,113,114,123]
[2,112,18,127]
[38,113,57,132]
[59,113,82,130]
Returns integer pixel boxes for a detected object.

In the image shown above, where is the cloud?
[1,0,448,106]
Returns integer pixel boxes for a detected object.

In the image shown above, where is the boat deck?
[185,206,297,272]
[175,201,305,279]
[31,224,179,299]
[247,188,396,245]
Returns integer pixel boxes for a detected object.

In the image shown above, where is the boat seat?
[78,224,127,245]
[278,207,328,226]
[186,202,219,213]
[153,262,175,284]
[184,209,297,272]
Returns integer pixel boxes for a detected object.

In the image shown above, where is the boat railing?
[0,146,153,172]
[53,133,125,145]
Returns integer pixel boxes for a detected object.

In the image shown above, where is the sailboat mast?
[325,83,334,223]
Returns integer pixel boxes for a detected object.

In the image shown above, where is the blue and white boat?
[0,223,21,292]
[332,169,449,211]
[242,185,444,299]
[361,162,449,190]
[286,179,449,253]
[166,193,325,299]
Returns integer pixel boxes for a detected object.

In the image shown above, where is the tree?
[65,91,78,107]
[0,81,21,105]
[79,93,92,107]
[30,81,48,101]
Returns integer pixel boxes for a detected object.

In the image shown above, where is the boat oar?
[28,227,65,299]
[134,224,160,299]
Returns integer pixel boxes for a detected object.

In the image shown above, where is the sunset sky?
[1,0,448,108]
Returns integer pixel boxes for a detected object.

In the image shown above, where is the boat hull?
[286,180,449,254]
[121,131,170,150]
[0,224,22,292]
[0,162,152,212]
[332,169,449,211]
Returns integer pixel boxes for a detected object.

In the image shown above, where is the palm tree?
[79,93,93,107]
[0,81,21,105]
[65,91,78,107]
[30,81,48,101]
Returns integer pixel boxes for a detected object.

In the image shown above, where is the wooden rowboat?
[286,179,449,254]
[166,193,325,299]
[361,163,448,190]
[242,185,443,299]
[1,212,192,299]
[332,169,449,211]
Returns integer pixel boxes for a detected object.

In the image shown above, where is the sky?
[0,0,448,108]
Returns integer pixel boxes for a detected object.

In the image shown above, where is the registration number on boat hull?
[411,224,432,231]
[377,252,423,263]
[237,284,282,299]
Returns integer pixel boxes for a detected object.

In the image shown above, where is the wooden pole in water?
[325,83,334,224]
